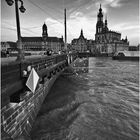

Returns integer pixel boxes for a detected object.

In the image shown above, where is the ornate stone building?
[87,40,96,53]
[22,23,64,53]
[95,4,129,55]
[71,29,90,52]
[1,42,10,52]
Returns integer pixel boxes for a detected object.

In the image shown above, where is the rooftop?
[21,36,63,43]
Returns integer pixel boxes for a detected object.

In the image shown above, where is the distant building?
[67,44,73,52]
[71,29,96,53]
[7,42,17,51]
[129,46,139,51]
[1,42,10,52]
[71,29,88,52]
[137,44,140,51]
[87,40,96,53]
[21,23,64,53]
[95,4,129,55]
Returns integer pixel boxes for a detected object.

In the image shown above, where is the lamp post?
[5,0,26,61]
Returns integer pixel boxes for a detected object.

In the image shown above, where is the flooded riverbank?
[30,57,139,140]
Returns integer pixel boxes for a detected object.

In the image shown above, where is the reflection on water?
[30,57,139,140]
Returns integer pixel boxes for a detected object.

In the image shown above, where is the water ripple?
[30,58,139,140]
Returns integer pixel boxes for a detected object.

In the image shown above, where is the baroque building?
[95,4,129,55]
[1,42,10,52]
[22,23,64,53]
[71,29,95,52]
[71,29,88,52]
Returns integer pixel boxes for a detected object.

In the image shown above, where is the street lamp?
[5,0,14,6]
[5,0,26,61]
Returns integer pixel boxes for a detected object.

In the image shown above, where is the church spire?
[125,36,128,42]
[42,22,48,40]
[96,4,104,34]
[105,14,107,26]
[99,4,102,12]
[79,29,84,39]
[104,14,108,32]
[80,29,83,36]
[97,4,103,21]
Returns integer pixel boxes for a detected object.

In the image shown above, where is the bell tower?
[80,29,83,37]
[42,22,48,40]
[104,15,108,32]
[96,4,104,34]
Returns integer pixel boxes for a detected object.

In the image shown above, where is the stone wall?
[1,61,67,139]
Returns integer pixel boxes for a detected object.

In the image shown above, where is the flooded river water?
[30,57,139,140]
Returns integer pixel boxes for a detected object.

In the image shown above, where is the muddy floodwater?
[30,57,139,140]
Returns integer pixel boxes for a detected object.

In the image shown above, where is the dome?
[99,4,102,12]
[98,4,103,17]
[98,12,103,17]
[96,21,104,26]
[42,23,47,30]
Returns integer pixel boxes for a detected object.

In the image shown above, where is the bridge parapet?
[1,54,68,106]
[1,53,77,139]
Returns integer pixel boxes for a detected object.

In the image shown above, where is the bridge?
[1,53,78,139]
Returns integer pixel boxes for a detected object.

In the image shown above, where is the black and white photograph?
[1,0,139,139]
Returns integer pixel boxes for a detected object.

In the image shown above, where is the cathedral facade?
[71,29,96,53]
[71,29,88,52]
[22,23,64,53]
[95,4,129,55]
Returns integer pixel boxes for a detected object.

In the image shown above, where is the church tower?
[104,15,108,32]
[42,23,48,40]
[80,29,84,38]
[125,36,128,42]
[96,4,104,34]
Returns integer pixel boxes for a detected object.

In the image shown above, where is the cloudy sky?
[1,0,139,45]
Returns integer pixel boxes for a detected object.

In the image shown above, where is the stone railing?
[1,53,78,139]
[1,54,68,107]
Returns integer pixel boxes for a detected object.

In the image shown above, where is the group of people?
[45,50,62,56]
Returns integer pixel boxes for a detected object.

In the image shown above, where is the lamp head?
[5,0,14,6]
[19,5,26,13]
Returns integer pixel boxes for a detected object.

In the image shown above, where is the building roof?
[87,40,95,43]
[1,42,16,48]
[21,37,42,42]
[108,30,121,35]
[21,36,63,43]
[7,42,17,48]
[47,37,63,42]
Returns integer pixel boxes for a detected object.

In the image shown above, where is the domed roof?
[99,4,102,12]
[96,21,104,26]
[98,4,103,17]
[42,23,47,29]
[98,12,103,17]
